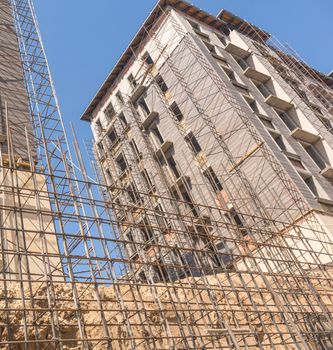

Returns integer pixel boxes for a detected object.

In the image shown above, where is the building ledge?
[243,67,270,83]
[225,42,250,58]
[265,95,293,111]
[290,128,320,144]
[154,140,173,158]
[194,28,209,39]
[130,85,146,103]
[316,197,333,207]
[211,52,227,63]
[142,111,158,130]
[320,166,333,179]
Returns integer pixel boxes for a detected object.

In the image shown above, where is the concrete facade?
[82,1,333,280]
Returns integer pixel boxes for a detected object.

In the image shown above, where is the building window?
[105,101,115,120]
[228,210,248,237]
[105,168,113,184]
[304,176,318,196]
[217,35,226,46]
[143,52,154,66]
[185,131,202,155]
[169,102,184,122]
[156,74,168,93]
[276,110,297,131]
[116,153,128,172]
[155,203,168,229]
[203,166,223,192]
[273,134,287,151]
[203,41,215,53]
[181,189,199,217]
[167,156,180,179]
[151,125,164,145]
[129,139,141,160]
[97,142,105,158]
[119,113,128,128]
[141,169,154,191]
[304,143,327,170]
[127,183,141,204]
[237,58,249,71]
[94,119,103,137]
[256,83,271,98]
[139,217,154,244]
[128,73,137,89]
[137,97,150,116]
[116,90,124,105]
[108,127,118,146]
[188,20,200,31]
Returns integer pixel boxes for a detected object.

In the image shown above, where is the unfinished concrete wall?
[0,0,34,160]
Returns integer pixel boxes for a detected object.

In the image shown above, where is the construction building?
[1,0,333,348]
[82,0,333,282]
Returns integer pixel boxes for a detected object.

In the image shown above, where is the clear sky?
[33,0,333,157]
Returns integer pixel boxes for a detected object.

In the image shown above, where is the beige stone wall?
[0,168,62,281]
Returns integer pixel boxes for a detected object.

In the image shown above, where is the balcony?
[290,128,320,144]
[320,166,333,179]
[265,95,294,111]
[243,67,270,83]
[142,111,159,130]
[225,43,250,58]
[154,140,173,159]
[130,84,146,103]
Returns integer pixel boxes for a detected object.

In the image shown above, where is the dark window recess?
[127,183,141,204]
[116,91,124,104]
[181,189,199,217]
[169,102,184,122]
[137,98,150,116]
[203,41,217,55]
[155,204,168,229]
[260,117,275,129]
[151,125,164,144]
[105,168,113,183]
[257,83,271,98]
[171,188,181,201]
[95,119,103,133]
[185,132,202,155]
[237,58,248,70]
[304,144,327,170]
[223,67,236,81]
[128,74,137,89]
[129,139,141,159]
[203,166,223,192]
[319,116,333,131]
[289,158,305,170]
[105,102,115,120]
[126,231,137,253]
[217,35,226,46]
[273,135,287,152]
[97,142,105,157]
[277,111,296,131]
[116,153,127,172]
[119,113,128,127]
[140,217,154,243]
[230,210,248,237]
[304,177,318,196]
[108,128,118,145]
[144,53,154,66]
[154,258,169,282]
[141,169,154,189]
[167,156,181,179]
[156,75,168,93]
[188,20,200,31]
[249,100,259,113]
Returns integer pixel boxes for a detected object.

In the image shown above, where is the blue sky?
[33,0,333,158]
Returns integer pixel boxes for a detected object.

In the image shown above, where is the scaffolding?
[0,0,333,349]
